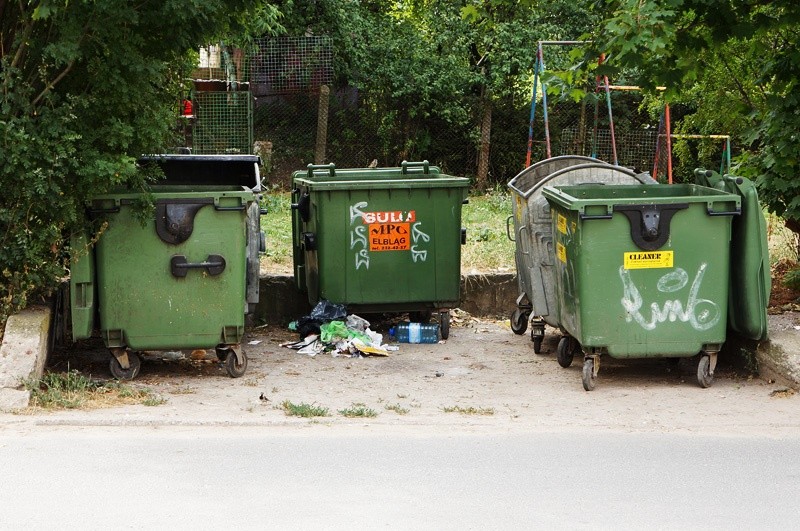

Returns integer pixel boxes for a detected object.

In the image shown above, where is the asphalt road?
[1,427,798,529]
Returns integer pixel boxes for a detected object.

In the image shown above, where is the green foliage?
[0,0,275,322]
[785,267,800,291]
[338,403,378,417]
[578,0,800,228]
[280,400,330,417]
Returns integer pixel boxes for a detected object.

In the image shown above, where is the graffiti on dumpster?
[348,201,429,269]
[349,202,370,269]
[619,263,720,331]
[411,222,431,263]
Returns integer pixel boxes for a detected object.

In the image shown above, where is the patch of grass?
[442,405,495,416]
[767,212,799,264]
[260,190,293,273]
[142,396,168,406]
[22,370,164,411]
[461,188,515,272]
[385,403,409,415]
[280,400,330,418]
[339,403,378,417]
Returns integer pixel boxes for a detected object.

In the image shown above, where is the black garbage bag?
[296,316,322,338]
[309,299,347,322]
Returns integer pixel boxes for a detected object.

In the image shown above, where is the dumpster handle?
[518,226,530,255]
[170,254,226,278]
[707,205,741,217]
[214,204,246,212]
[401,160,430,175]
[306,163,336,178]
[506,216,515,242]
[579,212,613,220]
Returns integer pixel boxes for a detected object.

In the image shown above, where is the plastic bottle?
[389,322,440,344]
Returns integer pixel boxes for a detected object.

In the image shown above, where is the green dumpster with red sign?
[291,161,469,338]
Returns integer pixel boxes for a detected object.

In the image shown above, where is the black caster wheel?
[697,354,714,388]
[439,310,450,340]
[225,350,248,378]
[109,352,141,380]
[530,325,545,354]
[556,336,575,368]
[582,357,596,391]
[532,335,543,354]
[510,308,529,335]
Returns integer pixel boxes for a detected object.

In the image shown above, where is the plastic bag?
[310,299,347,322]
[320,320,371,344]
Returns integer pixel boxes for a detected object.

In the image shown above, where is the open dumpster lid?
[138,154,262,191]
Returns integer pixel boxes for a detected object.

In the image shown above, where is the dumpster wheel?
[217,346,248,378]
[439,311,450,340]
[510,308,529,335]
[582,356,598,391]
[109,350,141,380]
[697,353,715,388]
[556,336,577,368]
[530,322,545,354]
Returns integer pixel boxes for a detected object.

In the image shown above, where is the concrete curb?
[757,329,800,390]
[0,305,52,410]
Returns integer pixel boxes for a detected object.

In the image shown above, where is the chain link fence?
[186,37,732,188]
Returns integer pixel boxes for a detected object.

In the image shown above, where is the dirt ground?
[9,310,798,436]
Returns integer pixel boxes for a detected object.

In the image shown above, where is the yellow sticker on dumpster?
[557,242,567,263]
[624,251,674,269]
[557,214,567,234]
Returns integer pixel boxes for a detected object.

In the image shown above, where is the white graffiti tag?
[619,264,720,331]
[410,222,431,263]
[411,222,430,243]
[349,202,370,269]
[349,201,369,224]
[411,246,428,263]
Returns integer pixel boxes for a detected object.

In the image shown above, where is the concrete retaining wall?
[255,273,519,325]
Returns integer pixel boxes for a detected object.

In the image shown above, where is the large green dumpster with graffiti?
[542,183,742,390]
[291,161,469,338]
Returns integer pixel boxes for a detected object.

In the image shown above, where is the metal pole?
[665,103,673,184]
[541,45,552,158]
[525,44,542,168]
[598,53,618,165]
[652,108,665,180]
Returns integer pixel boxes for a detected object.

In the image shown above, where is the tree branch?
[31,59,74,107]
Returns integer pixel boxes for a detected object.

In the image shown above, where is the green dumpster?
[70,155,264,379]
[542,183,742,390]
[291,161,469,338]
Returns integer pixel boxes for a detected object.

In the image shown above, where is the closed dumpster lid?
[138,154,262,191]
[292,161,469,190]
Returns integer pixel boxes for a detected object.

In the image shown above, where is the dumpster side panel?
[69,232,96,341]
[95,195,249,350]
